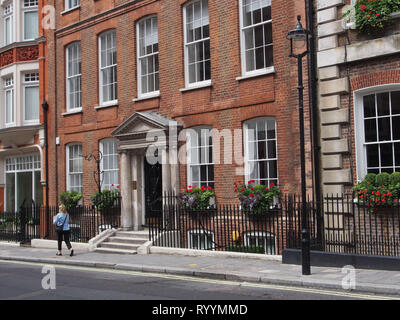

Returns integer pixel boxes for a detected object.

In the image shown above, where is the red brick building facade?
[45,0,314,230]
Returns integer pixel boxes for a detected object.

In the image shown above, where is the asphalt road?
[0,260,393,302]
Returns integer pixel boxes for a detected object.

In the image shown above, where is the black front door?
[144,159,162,225]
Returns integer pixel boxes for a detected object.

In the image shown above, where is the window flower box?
[178,186,216,219]
[234,180,281,217]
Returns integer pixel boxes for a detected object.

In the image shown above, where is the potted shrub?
[59,191,82,212]
[342,0,400,34]
[178,185,216,218]
[234,180,281,217]
[353,172,400,213]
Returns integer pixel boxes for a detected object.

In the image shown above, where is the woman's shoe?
[70,250,74,257]
[56,253,62,256]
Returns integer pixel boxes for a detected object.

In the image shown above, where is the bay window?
[99,30,117,105]
[137,16,159,97]
[23,72,39,124]
[183,0,211,87]
[4,76,14,126]
[4,3,13,46]
[23,0,38,40]
[239,0,273,75]
[244,118,278,186]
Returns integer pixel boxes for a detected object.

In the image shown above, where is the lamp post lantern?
[287,15,311,276]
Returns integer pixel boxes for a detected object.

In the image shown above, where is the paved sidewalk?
[0,244,399,297]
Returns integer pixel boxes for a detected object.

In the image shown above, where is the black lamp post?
[84,150,104,195]
[287,15,311,276]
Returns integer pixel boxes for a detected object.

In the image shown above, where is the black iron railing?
[149,192,400,257]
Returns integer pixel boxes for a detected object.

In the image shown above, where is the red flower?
[249,193,254,197]
[270,183,275,187]
[188,190,193,193]
[234,189,238,193]
[366,15,370,19]
[265,188,269,191]
[207,186,213,190]
[241,188,245,192]
[250,187,254,190]
[376,13,380,16]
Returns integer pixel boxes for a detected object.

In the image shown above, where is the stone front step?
[99,242,140,251]
[94,247,137,255]
[114,231,149,240]
[107,236,147,245]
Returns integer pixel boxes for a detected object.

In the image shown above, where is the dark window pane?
[258,141,266,159]
[269,160,277,179]
[194,26,202,41]
[257,120,266,140]
[264,23,272,44]
[363,94,375,118]
[378,117,391,141]
[203,25,209,38]
[204,40,210,60]
[262,6,271,21]
[267,141,276,159]
[391,91,400,115]
[208,165,214,182]
[204,60,211,80]
[364,119,377,142]
[259,161,268,180]
[380,144,393,167]
[366,144,379,168]
[255,47,264,69]
[265,46,273,67]
[395,143,400,166]
[368,168,379,174]
[253,8,262,24]
[267,120,275,139]
[382,167,394,174]
[377,92,390,116]
[254,25,264,48]
[393,116,400,140]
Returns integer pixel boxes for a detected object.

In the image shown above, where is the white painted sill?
[94,100,119,110]
[133,92,160,102]
[61,6,81,15]
[236,67,275,81]
[62,108,83,116]
[180,81,212,92]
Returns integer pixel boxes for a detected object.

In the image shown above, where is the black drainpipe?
[306,0,323,246]
[42,101,49,238]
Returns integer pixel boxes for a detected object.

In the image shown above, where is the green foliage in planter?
[59,191,82,212]
[91,189,120,210]
[226,245,266,254]
[376,172,390,186]
[178,185,215,210]
[354,172,400,211]
[343,0,400,34]
[234,180,281,214]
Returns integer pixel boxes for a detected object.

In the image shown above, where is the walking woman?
[53,204,74,257]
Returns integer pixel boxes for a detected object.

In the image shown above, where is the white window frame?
[23,72,40,124]
[183,0,211,88]
[354,84,400,182]
[4,3,13,46]
[65,0,80,11]
[136,15,159,99]
[66,42,82,112]
[66,143,83,194]
[99,138,119,191]
[98,30,118,106]
[243,117,278,186]
[4,76,14,127]
[187,229,215,250]
[4,154,41,212]
[238,0,274,77]
[186,126,214,188]
[243,231,276,255]
[22,0,38,41]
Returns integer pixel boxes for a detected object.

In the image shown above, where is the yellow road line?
[0,259,398,300]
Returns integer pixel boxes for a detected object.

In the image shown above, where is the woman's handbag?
[55,214,68,232]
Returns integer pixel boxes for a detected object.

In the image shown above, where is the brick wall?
[46,0,313,206]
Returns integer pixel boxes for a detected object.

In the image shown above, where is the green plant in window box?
[91,187,120,211]
[178,186,216,212]
[59,190,82,212]
[353,172,400,212]
[235,180,281,216]
[343,0,400,34]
